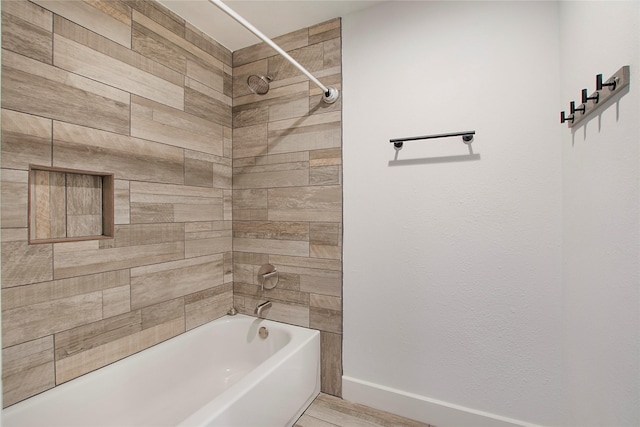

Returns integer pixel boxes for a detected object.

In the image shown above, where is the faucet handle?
[258,264,278,291]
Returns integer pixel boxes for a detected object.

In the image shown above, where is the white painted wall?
[342,2,564,426]
[559,2,640,426]
[344,1,638,426]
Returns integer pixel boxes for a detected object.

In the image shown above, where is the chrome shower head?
[247,75,272,95]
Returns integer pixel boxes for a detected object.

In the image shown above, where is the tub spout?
[255,301,272,317]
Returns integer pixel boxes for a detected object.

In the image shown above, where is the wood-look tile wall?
[1,0,233,407]
[2,0,343,407]
[231,18,343,396]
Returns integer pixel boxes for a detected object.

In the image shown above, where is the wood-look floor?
[296,393,434,427]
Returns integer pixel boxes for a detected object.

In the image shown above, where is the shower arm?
[208,0,340,104]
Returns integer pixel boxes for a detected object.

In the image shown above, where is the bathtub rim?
[178,314,321,426]
[2,314,321,427]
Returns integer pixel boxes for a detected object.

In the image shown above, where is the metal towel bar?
[390,131,475,149]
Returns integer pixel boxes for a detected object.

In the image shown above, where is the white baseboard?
[342,376,542,427]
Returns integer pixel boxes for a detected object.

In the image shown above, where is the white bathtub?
[3,314,321,427]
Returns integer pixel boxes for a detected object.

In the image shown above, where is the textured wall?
[559,2,640,426]
[231,19,343,396]
[1,0,233,407]
[342,2,564,426]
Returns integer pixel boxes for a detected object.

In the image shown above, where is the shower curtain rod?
[208,0,340,103]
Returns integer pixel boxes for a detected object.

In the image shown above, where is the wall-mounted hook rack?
[561,65,630,128]
[390,131,475,149]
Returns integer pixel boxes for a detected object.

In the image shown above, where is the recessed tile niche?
[28,165,114,244]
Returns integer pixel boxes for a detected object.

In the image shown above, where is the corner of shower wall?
[230,17,344,396]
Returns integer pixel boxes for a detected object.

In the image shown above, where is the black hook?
[570,101,586,115]
[582,88,599,104]
[596,74,618,91]
[560,111,574,124]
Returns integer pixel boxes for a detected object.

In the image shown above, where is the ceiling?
[157,0,383,52]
